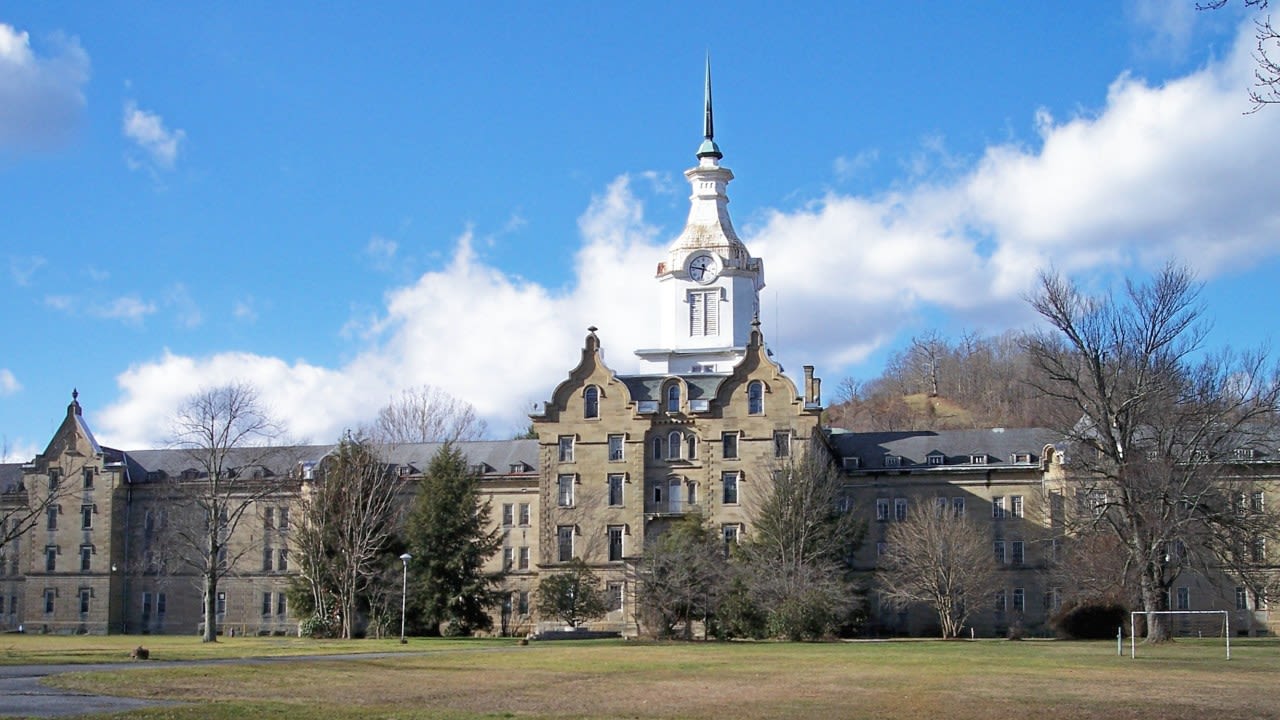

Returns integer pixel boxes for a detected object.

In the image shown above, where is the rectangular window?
[689,289,719,337]
[81,504,93,530]
[262,592,273,616]
[216,591,226,616]
[264,507,275,529]
[607,582,624,612]
[1044,587,1061,612]
[43,589,55,614]
[558,436,575,463]
[1012,588,1025,613]
[608,525,625,562]
[47,505,58,531]
[876,498,890,522]
[48,468,60,490]
[722,471,739,505]
[992,496,1006,520]
[608,474,625,506]
[278,549,289,572]
[518,546,530,570]
[518,503,530,526]
[45,546,57,572]
[894,498,908,522]
[503,547,514,570]
[721,432,739,460]
[142,591,153,619]
[502,503,514,526]
[157,593,167,616]
[1253,537,1268,563]
[277,593,287,617]
[1252,491,1265,513]
[79,588,90,614]
[278,507,289,531]
[773,431,791,458]
[876,541,887,557]
[994,590,1007,614]
[80,545,92,572]
[517,590,529,615]
[608,434,625,462]
[1011,496,1024,518]
[994,541,1006,564]
[82,467,94,489]
[1237,586,1249,610]
[1011,540,1025,565]
[723,524,740,549]
[557,474,575,507]
[952,497,965,518]
[1176,587,1191,611]
[263,547,273,572]
[557,526,574,562]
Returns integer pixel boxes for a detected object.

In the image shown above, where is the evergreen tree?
[404,443,503,635]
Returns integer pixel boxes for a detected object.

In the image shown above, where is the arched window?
[686,434,698,460]
[747,381,764,415]
[652,436,663,460]
[666,384,681,413]
[583,386,599,419]
[667,431,682,460]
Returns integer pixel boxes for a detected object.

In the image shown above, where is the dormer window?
[970,454,988,465]
[842,456,861,471]
[883,454,901,468]
[666,384,681,413]
[747,381,764,415]
[1012,453,1032,464]
[1235,448,1256,461]
[583,386,600,419]
[927,453,945,466]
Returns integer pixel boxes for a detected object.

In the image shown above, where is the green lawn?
[13,636,1280,719]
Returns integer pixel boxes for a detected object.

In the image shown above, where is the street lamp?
[399,552,412,644]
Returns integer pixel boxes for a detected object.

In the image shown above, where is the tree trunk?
[1140,571,1170,643]
[203,571,218,642]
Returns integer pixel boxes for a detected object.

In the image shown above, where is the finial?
[72,388,79,402]
[588,325,598,334]
[697,55,722,160]
[69,388,82,417]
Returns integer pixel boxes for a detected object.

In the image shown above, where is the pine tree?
[404,443,503,635]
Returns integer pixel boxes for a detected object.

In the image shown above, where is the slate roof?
[619,374,728,402]
[828,427,1062,470]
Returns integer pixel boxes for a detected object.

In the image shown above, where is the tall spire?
[697,55,722,160]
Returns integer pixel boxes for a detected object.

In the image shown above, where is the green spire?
[697,55,722,159]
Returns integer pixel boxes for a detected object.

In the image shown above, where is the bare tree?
[877,503,1001,638]
[168,382,288,642]
[1025,264,1280,642]
[368,385,487,444]
[1201,0,1280,111]
[295,433,406,639]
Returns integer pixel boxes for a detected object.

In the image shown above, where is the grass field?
[10,636,1280,719]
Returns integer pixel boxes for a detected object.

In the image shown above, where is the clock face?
[688,253,718,284]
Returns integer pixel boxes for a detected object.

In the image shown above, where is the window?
[503,547,514,570]
[47,505,58,531]
[723,524,740,549]
[773,431,791,458]
[722,432,739,459]
[82,467,94,489]
[1253,537,1267,563]
[994,590,1007,614]
[747,381,763,415]
[80,545,92,572]
[952,497,965,518]
[883,454,901,468]
[278,549,289,572]
[608,525,625,562]
[263,547,273,572]
[79,588,91,614]
[1252,491,1265,513]
[970,454,988,465]
[518,503,530,526]
[264,507,275,529]
[278,507,289,531]
[935,497,948,516]
[666,384,681,413]
[1012,588,1025,613]
[583,386,600,419]
[667,431,682,460]
[608,474,624,507]
[894,498,908,522]
[502,503,514,527]
[876,542,887,557]
[1044,588,1062,611]
[607,582,624,612]
[1237,586,1249,610]
[608,434,624,461]
[142,592,153,619]
[722,472,739,505]
[557,526,574,562]
[927,453,945,466]
[48,468,60,490]
[652,436,663,460]
[216,591,227,616]
[43,589,55,614]
[277,593,287,617]
[262,592,273,616]
[1176,587,1191,611]
[876,498,890,522]
[81,504,93,530]
[1011,540,1025,565]
[558,436,575,463]
[45,546,57,572]
[686,434,698,460]
[517,591,529,615]
[689,289,719,337]
[157,593,167,616]
[557,474,575,507]
[994,541,1006,564]
[992,496,1006,520]
[518,546,530,570]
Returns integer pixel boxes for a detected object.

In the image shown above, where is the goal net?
[1128,610,1230,659]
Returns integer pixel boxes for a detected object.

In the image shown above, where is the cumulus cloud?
[123,100,184,170]
[0,23,89,151]
[0,369,20,396]
[92,21,1280,448]
[1,438,39,464]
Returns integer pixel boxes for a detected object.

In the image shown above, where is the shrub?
[1050,602,1127,639]
[299,614,335,639]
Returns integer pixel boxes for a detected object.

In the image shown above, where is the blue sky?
[3,2,1279,457]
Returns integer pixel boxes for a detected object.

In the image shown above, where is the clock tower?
[635,62,765,374]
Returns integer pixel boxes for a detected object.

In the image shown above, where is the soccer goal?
[1129,610,1230,660]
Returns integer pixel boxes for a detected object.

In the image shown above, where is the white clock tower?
[635,63,765,375]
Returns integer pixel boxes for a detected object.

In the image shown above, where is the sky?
[3,2,1279,459]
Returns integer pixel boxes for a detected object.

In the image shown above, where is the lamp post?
[399,552,412,644]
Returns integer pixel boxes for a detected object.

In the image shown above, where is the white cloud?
[0,23,89,151]
[92,22,1280,448]
[1,438,39,464]
[364,235,398,269]
[91,296,157,324]
[0,369,20,396]
[233,297,259,323]
[165,283,202,328]
[123,100,184,170]
[9,255,45,286]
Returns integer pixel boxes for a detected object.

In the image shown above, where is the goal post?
[1129,610,1230,660]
